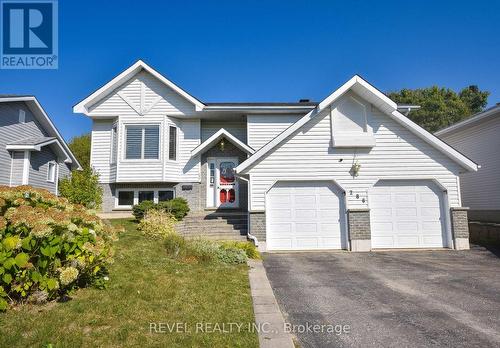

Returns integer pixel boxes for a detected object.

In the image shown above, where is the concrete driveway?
[263,246,500,348]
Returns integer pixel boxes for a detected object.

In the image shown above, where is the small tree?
[59,168,103,209]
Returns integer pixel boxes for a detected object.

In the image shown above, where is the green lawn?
[0,219,258,347]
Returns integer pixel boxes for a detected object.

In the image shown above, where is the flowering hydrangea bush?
[0,186,119,311]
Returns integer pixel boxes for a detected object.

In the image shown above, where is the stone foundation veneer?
[249,211,266,242]
[451,207,470,250]
[347,209,371,252]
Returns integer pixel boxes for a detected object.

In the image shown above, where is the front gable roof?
[191,128,254,157]
[236,75,478,174]
[73,60,205,114]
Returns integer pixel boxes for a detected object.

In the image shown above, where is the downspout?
[236,173,258,247]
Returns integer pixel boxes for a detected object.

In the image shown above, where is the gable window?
[47,162,56,183]
[168,126,177,161]
[110,125,118,164]
[125,125,160,160]
[19,109,26,123]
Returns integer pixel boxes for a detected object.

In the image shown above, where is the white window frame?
[115,188,175,209]
[167,125,178,162]
[47,161,57,183]
[123,124,161,161]
[19,109,26,123]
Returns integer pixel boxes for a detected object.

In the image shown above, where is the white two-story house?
[74,60,477,252]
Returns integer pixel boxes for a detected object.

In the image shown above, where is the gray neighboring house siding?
[29,146,58,192]
[437,106,500,223]
[0,100,76,194]
[0,102,48,185]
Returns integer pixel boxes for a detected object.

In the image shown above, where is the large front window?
[125,125,159,160]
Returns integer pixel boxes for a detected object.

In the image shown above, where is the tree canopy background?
[388,85,489,132]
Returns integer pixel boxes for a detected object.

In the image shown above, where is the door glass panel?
[220,189,227,203]
[219,162,235,184]
[228,189,235,203]
[138,191,154,203]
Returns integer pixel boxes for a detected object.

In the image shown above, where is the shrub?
[215,246,248,264]
[0,186,118,311]
[59,168,103,209]
[137,210,177,240]
[164,234,186,258]
[220,241,261,259]
[132,197,190,221]
[159,198,190,220]
[163,236,248,265]
[132,200,156,221]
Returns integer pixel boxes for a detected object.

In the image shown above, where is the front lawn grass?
[0,219,258,347]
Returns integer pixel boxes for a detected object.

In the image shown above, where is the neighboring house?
[74,60,477,251]
[0,95,81,194]
[436,105,500,223]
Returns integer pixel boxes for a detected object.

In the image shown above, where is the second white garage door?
[370,180,448,249]
[266,181,346,250]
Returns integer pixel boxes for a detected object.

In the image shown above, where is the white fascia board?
[5,144,39,151]
[73,60,205,114]
[191,128,255,157]
[435,105,500,136]
[236,75,478,174]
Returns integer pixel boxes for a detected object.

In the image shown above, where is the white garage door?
[266,181,345,250]
[370,180,447,249]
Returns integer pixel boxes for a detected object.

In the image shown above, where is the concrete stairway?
[175,210,248,241]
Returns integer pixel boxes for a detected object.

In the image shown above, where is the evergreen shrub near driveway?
[0,186,119,311]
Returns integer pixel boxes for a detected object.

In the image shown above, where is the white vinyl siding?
[87,71,201,183]
[247,114,302,151]
[247,94,462,211]
[439,116,500,211]
[91,119,114,183]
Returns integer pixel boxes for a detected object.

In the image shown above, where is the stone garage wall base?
[348,209,371,252]
[451,207,470,250]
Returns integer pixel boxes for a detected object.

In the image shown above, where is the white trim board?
[191,128,255,157]
[236,75,478,174]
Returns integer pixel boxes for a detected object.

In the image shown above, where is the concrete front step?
[177,211,248,239]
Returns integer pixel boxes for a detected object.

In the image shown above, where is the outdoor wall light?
[219,138,225,151]
[350,161,361,177]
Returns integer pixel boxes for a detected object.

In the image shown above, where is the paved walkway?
[248,259,294,348]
